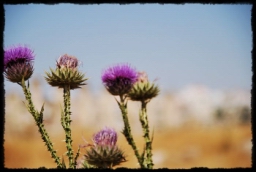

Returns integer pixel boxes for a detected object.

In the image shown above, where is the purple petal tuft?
[56,54,79,69]
[4,45,34,68]
[93,127,118,147]
[101,64,137,95]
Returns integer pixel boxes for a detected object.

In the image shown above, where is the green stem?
[20,79,62,168]
[118,95,145,168]
[139,101,154,169]
[63,85,74,168]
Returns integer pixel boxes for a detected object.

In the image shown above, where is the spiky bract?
[128,82,159,102]
[84,145,126,169]
[4,62,34,83]
[45,68,87,89]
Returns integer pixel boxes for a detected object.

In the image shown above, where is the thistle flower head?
[4,45,34,83]
[128,71,159,102]
[84,127,126,168]
[45,54,87,89]
[101,63,137,96]
[93,127,117,147]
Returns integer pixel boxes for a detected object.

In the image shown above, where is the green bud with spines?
[128,71,159,102]
[44,54,87,90]
[45,67,87,89]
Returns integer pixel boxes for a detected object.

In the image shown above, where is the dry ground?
[4,121,251,169]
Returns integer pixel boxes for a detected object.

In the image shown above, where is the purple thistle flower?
[93,127,118,147]
[56,54,79,69]
[4,45,35,83]
[101,64,138,96]
[84,127,126,168]
[4,45,34,69]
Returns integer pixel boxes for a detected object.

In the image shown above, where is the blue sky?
[4,4,252,94]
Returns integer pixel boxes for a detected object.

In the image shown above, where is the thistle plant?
[4,45,63,168]
[45,54,88,168]
[83,127,126,169]
[128,71,160,169]
[5,44,159,169]
[101,64,146,168]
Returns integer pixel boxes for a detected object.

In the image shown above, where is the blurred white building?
[5,80,251,136]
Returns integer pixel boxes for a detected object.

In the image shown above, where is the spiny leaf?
[62,156,66,169]
[141,145,146,160]
[151,127,154,143]
[52,70,61,79]
[38,102,45,123]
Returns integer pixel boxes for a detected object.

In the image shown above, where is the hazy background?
[4,4,252,94]
[4,4,252,169]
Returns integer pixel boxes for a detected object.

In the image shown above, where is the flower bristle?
[4,45,35,68]
[56,54,79,70]
[93,127,117,147]
[101,64,137,96]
